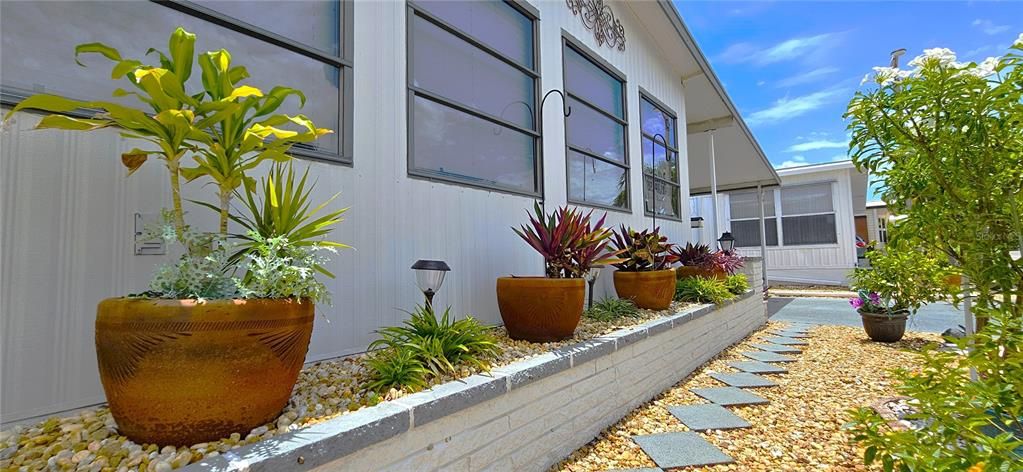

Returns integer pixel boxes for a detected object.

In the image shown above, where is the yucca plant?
[368,305,501,376]
[611,225,678,271]
[196,162,350,276]
[512,202,621,278]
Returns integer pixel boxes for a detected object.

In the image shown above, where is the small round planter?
[859,309,909,343]
[96,297,314,445]
[676,265,725,280]
[496,277,584,342]
[613,269,676,310]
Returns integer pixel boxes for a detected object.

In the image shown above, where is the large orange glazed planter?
[95,298,314,446]
[496,277,584,342]
[676,265,725,280]
[613,269,676,310]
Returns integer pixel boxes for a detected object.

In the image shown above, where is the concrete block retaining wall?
[188,264,767,472]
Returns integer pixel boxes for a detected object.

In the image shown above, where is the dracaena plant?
[611,225,678,271]
[512,202,620,278]
[2,27,331,246]
[670,242,712,268]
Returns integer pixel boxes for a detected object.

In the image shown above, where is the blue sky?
[674,1,1022,171]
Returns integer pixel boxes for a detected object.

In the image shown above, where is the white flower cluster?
[862,43,1013,87]
[1016,32,1023,47]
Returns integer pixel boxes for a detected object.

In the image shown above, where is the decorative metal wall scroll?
[566,0,626,51]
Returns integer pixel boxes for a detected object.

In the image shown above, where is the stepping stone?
[691,386,769,406]
[764,336,808,346]
[728,360,788,374]
[782,323,813,331]
[668,404,751,431]
[710,372,778,388]
[770,330,811,338]
[633,432,734,468]
[607,469,662,472]
[752,343,802,354]
[742,351,796,363]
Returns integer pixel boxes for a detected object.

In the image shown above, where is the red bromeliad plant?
[611,225,678,271]
[512,202,621,278]
[705,250,745,275]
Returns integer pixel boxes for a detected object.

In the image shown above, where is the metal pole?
[758,184,769,291]
[708,131,719,243]
[650,133,668,231]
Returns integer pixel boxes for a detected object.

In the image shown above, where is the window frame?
[404,0,543,198]
[778,181,839,246]
[0,0,355,165]
[727,181,840,248]
[562,33,630,213]
[729,189,778,248]
[638,89,681,221]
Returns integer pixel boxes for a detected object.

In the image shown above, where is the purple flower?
[849,298,865,309]
[868,292,881,305]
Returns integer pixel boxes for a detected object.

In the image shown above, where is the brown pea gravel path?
[552,322,941,471]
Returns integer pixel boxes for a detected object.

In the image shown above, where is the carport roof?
[628,1,781,195]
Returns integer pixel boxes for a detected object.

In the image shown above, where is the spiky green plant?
[723,274,750,295]
[369,305,501,376]
[675,276,734,304]
[365,349,429,393]
[584,297,640,322]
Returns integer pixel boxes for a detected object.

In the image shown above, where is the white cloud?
[785,138,847,152]
[831,154,850,162]
[746,88,845,126]
[775,67,840,88]
[776,155,808,168]
[756,80,766,86]
[972,19,1010,36]
[719,33,838,66]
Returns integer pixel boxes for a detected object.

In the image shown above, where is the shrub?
[674,276,734,304]
[610,225,677,271]
[849,244,950,314]
[369,305,501,377]
[723,274,750,295]
[365,349,429,393]
[584,297,640,322]
[846,307,1023,470]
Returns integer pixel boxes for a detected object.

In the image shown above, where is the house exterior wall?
[0,1,695,425]
[866,206,890,248]
[724,167,859,286]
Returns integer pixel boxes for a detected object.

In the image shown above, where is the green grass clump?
[365,349,429,393]
[674,276,735,304]
[584,297,640,322]
[366,305,501,392]
[724,274,750,295]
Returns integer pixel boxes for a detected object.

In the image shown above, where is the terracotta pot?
[858,309,909,343]
[613,269,676,310]
[496,277,584,342]
[676,265,725,280]
[96,298,314,445]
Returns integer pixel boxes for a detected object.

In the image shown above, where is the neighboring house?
[866,201,891,249]
[692,160,867,286]
[0,1,779,424]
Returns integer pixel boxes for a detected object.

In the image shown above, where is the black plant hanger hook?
[541,89,571,118]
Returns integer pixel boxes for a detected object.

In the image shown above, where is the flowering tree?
[844,37,1023,470]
